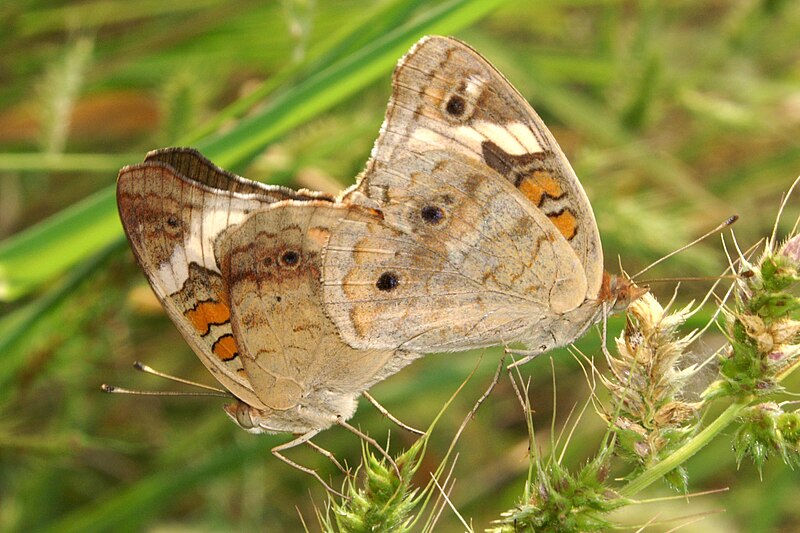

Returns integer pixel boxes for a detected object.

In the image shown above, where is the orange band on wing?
[548,210,578,241]
[185,300,231,335]
[517,171,564,207]
[212,334,239,362]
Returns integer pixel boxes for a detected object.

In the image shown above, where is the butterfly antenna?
[643,225,760,286]
[637,275,738,284]
[101,361,232,398]
[632,215,738,279]
[101,384,230,398]
[131,361,227,393]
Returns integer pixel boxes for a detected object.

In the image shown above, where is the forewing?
[324,151,586,352]
[345,35,603,297]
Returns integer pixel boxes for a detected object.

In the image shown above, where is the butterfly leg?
[305,440,350,476]
[272,431,347,499]
[504,346,546,368]
[362,391,424,436]
[337,418,403,480]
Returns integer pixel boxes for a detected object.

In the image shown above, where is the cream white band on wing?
[155,196,262,295]
[409,120,543,158]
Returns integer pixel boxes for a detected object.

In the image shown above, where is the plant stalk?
[619,400,749,497]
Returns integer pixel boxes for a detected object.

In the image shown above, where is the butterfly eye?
[166,215,180,228]
[445,95,466,117]
[420,205,445,225]
[280,250,300,267]
[375,272,399,292]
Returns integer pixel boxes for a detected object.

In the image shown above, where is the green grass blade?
[197,0,510,169]
[0,186,120,301]
[41,436,278,533]
[183,0,426,144]
[0,241,123,395]
[0,153,140,172]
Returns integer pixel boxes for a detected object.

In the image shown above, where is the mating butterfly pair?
[117,36,641,445]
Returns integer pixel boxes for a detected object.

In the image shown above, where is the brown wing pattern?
[344,35,603,298]
[143,147,333,201]
[323,150,586,352]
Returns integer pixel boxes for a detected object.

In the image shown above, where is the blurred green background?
[1,0,799,531]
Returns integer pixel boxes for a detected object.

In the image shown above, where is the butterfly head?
[223,391,359,435]
[600,272,649,313]
[224,401,273,434]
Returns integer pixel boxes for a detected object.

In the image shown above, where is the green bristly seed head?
[732,403,800,474]
[489,447,629,533]
[704,238,800,401]
[324,440,424,533]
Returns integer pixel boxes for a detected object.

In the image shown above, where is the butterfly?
[116,148,418,453]
[321,36,644,364]
[116,36,643,460]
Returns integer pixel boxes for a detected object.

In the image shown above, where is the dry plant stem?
[429,468,471,532]
[427,456,461,531]
[775,353,800,382]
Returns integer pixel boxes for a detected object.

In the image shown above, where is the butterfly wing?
[143,147,334,200]
[324,150,586,352]
[323,36,603,352]
[117,148,328,409]
[344,35,603,296]
[216,202,414,432]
